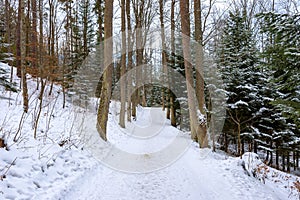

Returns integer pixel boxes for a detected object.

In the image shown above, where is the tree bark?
[126,0,133,122]
[5,0,13,72]
[96,0,114,141]
[16,0,22,78]
[31,0,37,69]
[179,0,201,145]
[95,0,104,98]
[16,0,29,113]
[170,0,176,127]
[39,0,44,78]
[132,0,145,120]
[119,0,126,128]
[194,0,208,148]
[275,145,279,169]
[287,151,290,173]
[159,0,166,111]
[83,0,88,57]
[159,0,170,118]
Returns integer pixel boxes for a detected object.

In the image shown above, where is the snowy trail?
[60,107,289,200]
[61,150,280,200]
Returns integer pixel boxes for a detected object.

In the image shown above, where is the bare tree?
[96,0,114,141]
[16,0,29,113]
[4,0,13,74]
[31,0,38,70]
[180,0,199,144]
[132,0,144,119]
[119,0,126,128]
[194,0,208,147]
[16,0,22,78]
[126,0,133,122]
[169,0,176,127]
[47,0,57,96]
[159,0,171,120]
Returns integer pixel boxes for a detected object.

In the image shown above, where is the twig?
[0,157,17,181]
[13,111,26,142]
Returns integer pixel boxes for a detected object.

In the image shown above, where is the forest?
[0,0,299,199]
[1,0,299,172]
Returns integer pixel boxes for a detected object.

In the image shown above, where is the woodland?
[0,0,299,175]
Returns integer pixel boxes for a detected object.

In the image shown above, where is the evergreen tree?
[64,0,97,94]
[79,0,96,57]
[217,10,260,155]
[68,0,96,72]
[0,11,16,92]
[257,12,300,131]
[0,2,14,64]
[256,12,300,167]
[168,35,189,130]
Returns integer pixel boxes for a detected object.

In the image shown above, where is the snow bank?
[240,152,270,184]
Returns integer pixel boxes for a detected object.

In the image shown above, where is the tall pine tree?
[217,10,260,156]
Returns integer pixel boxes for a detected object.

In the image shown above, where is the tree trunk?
[5,0,13,72]
[269,150,273,166]
[276,145,279,169]
[159,0,166,111]
[136,4,143,103]
[170,0,176,127]
[34,79,45,139]
[31,0,37,69]
[180,0,200,146]
[16,0,22,78]
[126,0,133,122]
[224,133,228,153]
[17,0,29,113]
[83,0,88,57]
[47,0,56,96]
[159,0,170,118]
[95,0,104,97]
[254,140,257,153]
[39,0,44,78]
[293,151,297,171]
[241,139,244,155]
[287,151,290,173]
[119,0,126,128]
[296,151,299,168]
[237,123,241,156]
[96,0,114,141]
[282,152,285,172]
[194,0,208,148]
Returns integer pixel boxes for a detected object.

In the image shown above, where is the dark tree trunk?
[287,151,290,173]
[276,146,279,169]
[282,153,285,172]
[254,140,258,154]
[170,0,176,127]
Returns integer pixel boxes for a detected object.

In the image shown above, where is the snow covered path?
[59,107,290,200]
[61,149,282,200]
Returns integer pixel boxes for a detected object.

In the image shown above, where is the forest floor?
[0,62,299,200]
